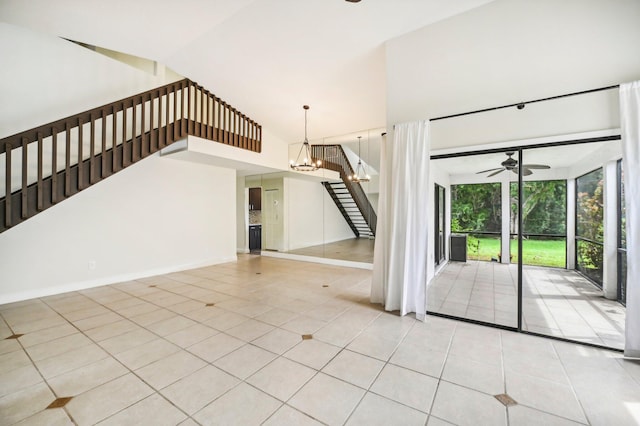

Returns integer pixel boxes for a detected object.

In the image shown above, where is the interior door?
[263,189,282,250]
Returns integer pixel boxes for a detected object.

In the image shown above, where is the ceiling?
[0,0,495,144]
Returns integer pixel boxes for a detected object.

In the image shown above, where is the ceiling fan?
[476,151,550,177]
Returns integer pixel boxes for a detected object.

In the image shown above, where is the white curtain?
[371,121,431,320]
[620,81,640,358]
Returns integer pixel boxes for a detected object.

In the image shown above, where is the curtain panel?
[371,121,431,320]
[620,81,640,358]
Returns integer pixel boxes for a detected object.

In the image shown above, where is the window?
[618,160,627,305]
[509,180,567,268]
[450,183,501,261]
[576,168,604,286]
[435,184,446,265]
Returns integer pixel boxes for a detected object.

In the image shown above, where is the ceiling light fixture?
[348,136,370,182]
[290,105,321,172]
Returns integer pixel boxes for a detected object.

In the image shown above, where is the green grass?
[466,236,566,268]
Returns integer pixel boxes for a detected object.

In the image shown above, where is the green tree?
[451,183,501,232]
[510,180,566,235]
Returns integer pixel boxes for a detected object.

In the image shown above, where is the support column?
[603,160,618,300]
[567,180,576,270]
[501,179,511,264]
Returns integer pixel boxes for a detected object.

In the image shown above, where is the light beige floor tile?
[441,353,505,395]
[161,365,239,415]
[314,321,364,347]
[72,311,123,331]
[255,308,299,326]
[166,299,207,314]
[346,392,427,426]
[65,373,154,425]
[18,323,77,347]
[84,319,140,341]
[203,310,250,331]
[0,349,32,375]
[0,382,54,424]
[146,315,197,337]
[252,328,302,354]
[427,415,455,425]
[346,331,401,361]
[247,357,316,401]
[164,323,218,348]
[213,344,276,379]
[390,342,447,378]
[24,332,93,362]
[11,315,68,334]
[194,382,281,425]
[448,337,503,367]
[103,296,146,311]
[0,338,21,355]
[288,372,365,426]
[114,301,158,318]
[135,350,207,390]
[505,371,587,423]
[431,381,507,426]
[130,309,176,327]
[224,318,275,342]
[187,333,246,362]
[322,349,384,389]
[0,364,43,398]
[281,315,327,335]
[35,343,109,379]
[115,338,181,370]
[263,404,324,426]
[97,393,187,426]
[284,339,341,370]
[370,363,438,412]
[47,357,128,396]
[13,408,73,426]
[508,405,586,425]
[98,328,157,354]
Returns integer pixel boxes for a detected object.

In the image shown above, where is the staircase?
[0,78,261,234]
[311,145,376,238]
[323,182,374,237]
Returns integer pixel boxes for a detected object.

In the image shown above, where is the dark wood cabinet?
[249,188,261,211]
[249,225,261,252]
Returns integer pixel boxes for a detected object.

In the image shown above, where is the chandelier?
[348,136,370,182]
[290,105,321,171]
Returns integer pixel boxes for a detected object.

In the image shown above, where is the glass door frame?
[429,135,623,352]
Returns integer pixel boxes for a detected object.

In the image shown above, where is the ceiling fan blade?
[512,167,534,176]
[522,164,550,169]
[487,169,505,177]
[476,167,504,174]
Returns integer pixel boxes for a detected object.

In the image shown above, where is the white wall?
[0,152,237,304]
[0,23,180,139]
[386,0,640,150]
[285,177,354,251]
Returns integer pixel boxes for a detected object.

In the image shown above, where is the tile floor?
[428,261,626,349]
[284,238,375,264]
[1,255,639,425]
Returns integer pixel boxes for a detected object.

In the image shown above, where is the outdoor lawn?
[465,236,566,268]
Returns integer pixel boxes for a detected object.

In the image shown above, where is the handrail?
[1,78,262,232]
[311,144,377,235]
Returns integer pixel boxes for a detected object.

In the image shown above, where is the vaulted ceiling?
[0,0,494,144]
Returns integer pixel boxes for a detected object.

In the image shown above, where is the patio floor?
[427,261,625,349]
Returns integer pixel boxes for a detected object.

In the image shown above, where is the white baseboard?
[0,255,238,305]
[260,251,373,270]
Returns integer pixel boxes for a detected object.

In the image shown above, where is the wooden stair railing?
[0,78,262,233]
[311,144,377,236]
